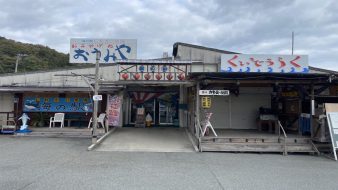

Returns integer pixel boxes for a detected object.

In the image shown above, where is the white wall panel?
[209,87,271,129]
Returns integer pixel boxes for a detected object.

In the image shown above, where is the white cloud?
[0,0,337,70]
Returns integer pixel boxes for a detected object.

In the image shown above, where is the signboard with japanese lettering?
[92,95,102,101]
[23,97,93,112]
[70,38,137,63]
[199,90,230,96]
[221,54,308,73]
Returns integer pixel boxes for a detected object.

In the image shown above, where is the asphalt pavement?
[1,136,338,190]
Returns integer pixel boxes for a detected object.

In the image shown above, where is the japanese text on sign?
[23,97,93,112]
[199,90,230,96]
[70,39,137,63]
[221,54,308,73]
[93,95,102,101]
[107,94,123,126]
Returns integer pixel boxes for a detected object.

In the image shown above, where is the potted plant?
[31,112,48,127]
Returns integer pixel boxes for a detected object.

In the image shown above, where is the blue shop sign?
[23,97,93,112]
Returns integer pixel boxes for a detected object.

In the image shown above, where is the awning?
[189,72,334,84]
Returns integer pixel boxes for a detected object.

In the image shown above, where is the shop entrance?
[128,92,179,127]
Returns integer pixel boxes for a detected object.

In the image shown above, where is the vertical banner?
[107,94,123,127]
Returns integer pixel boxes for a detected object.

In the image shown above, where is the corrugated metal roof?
[173,42,239,57]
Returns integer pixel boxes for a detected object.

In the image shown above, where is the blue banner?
[23,97,93,112]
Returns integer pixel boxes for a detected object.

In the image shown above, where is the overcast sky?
[0,0,337,70]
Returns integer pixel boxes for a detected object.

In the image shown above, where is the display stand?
[135,108,145,128]
[201,112,217,137]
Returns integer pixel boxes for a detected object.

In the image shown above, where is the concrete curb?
[87,127,117,151]
[185,128,199,152]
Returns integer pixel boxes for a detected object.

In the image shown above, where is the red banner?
[107,94,123,126]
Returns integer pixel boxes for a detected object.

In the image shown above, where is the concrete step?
[285,137,311,144]
[200,142,283,152]
[15,131,103,138]
[200,142,316,153]
[286,144,315,152]
[201,137,280,143]
[201,137,312,144]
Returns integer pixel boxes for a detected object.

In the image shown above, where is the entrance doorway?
[128,92,179,127]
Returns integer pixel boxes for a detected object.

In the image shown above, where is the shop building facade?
[0,42,337,155]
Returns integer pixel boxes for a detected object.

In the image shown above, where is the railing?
[0,112,16,126]
[278,120,288,156]
[195,115,203,138]
[194,115,204,152]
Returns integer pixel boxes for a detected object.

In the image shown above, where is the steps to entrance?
[16,131,93,138]
[14,128,105,138]
[200,136,317,154]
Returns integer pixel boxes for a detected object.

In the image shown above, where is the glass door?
[159,101,174,125]
[129,99,155,124]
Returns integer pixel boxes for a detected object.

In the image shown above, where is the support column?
[179,85,184,127]
[310,83,315,139]
[195,82,201,137]
[92,52,101,144]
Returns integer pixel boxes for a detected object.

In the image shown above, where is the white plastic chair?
[49,113,65,128]
[88,113,106,129]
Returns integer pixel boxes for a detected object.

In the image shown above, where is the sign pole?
[92,52,101,144]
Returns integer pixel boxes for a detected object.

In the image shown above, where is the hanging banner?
[70,38,137,63]
[107,94,123,126]
[23,97,93,112]
[221,54,309,73]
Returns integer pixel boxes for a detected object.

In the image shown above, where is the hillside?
[0,37,80,74]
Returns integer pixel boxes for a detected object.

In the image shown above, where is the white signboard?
[327,112,338,160]
[70,38,137,63]
[221,54,308,73]
[92,95,102,101]
[199,90,230,96]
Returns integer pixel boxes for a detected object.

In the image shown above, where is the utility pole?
[15,54,28,73]
[291,31,294,55]
[92,51,101,144]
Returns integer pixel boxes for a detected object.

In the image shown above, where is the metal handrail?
[278,120,288,155]
[195,116,203,138]
[194,116,203,152]
[278,120,287,138]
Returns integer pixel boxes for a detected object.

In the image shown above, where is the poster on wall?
[107,94,123,126]
[221,54,309,73]
[70,38,137,64]
[23,97,93,112]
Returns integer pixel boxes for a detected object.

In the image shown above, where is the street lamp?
[15,54,28,73]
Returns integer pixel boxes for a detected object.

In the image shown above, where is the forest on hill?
[0,37,83,74]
